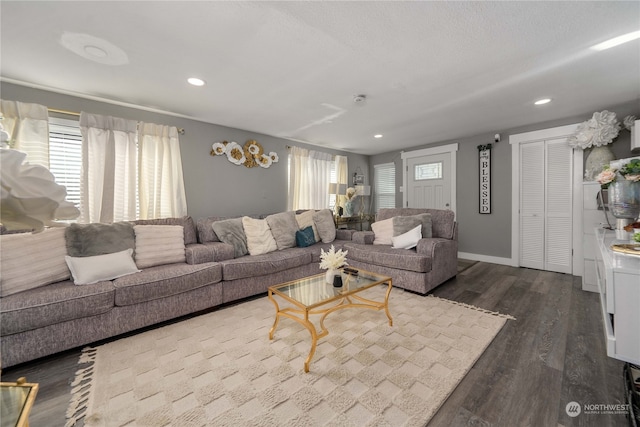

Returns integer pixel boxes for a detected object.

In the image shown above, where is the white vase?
[585,145,615,181]
[325,268,337,284]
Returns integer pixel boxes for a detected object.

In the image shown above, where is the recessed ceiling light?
[534,98,552,105]
[84,45,108,58]
[374,134,383,138]
[591,30,640,51]
[187,77,205,87]
[60,32,128,66]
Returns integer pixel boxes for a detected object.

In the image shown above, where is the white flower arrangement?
[567,110,621,149]
[345,187,358,201]
[319,245,348,270]
[623,115,637,131]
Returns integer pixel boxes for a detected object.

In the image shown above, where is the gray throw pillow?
[65,222,135,257]
[313,209,336,243]
[212,218,248,258]
[265,211,298,250]
[392,213,432,239]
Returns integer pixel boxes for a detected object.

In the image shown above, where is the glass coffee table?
[268,268,393,372]
[1,377,38,427]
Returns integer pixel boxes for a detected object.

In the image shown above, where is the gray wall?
[1,82,369,220]
[370,99,639,258]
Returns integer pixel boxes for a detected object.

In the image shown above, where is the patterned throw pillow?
[242,217,278,256]
[295,210,320,243]
[295,226,316,248]
[134,225,186,268]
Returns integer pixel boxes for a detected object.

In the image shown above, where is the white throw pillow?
[65,249,140,285]
[242,217,278,256]
[295,210,319,243]
[134,225,186,268]
[0,227,70,297]
[371,217,394,245]
[392,224,422,249]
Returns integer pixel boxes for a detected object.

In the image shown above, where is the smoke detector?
[353,94,367,104]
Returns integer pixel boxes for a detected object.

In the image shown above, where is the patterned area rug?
[66,285,513,427]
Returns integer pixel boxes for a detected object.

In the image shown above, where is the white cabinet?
[594,228,640,365]
[582,182,606,292]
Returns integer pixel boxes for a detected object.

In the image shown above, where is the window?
[414,162,442,180]
[48,117,82,213]
[374,162,395,212]
[329,161,337,210]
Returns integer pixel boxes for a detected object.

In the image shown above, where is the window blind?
[374,162,396,212]
[48,117,82,213]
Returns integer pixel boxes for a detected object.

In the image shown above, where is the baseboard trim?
[457,252,513,266]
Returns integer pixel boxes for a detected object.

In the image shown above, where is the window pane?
[414,162,442,180]
[48,117,82,219]
[374,163,395,212]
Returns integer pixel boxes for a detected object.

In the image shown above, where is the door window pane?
[414,162,442,180]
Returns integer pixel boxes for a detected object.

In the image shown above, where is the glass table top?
[1,381,38,427]
[270,269,391,308]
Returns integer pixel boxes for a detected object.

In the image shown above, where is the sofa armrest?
[352,231,375,245]
[336,229,355,241]
[185,242,235,264]
[416,237,458,277]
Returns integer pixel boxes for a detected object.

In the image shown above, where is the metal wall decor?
[210,139,279,168]
[478,143,492,214]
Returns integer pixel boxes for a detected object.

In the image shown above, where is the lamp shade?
[337,184,347,195]
[328,183,337,194]
[355,185,371,196]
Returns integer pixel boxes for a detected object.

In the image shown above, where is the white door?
[406,153,451,209]
[519,138,573,274]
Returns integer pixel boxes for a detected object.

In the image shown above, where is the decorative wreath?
[210,140,279,168]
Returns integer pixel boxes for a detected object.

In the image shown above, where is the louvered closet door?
[545,139,573,273]
[519,139,573,273]
[520,141,545,270]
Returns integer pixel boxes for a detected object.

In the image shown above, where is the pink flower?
[624,174,640,182]
[596,169,617,186]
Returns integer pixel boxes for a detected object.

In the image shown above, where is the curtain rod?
[47,108,186,135]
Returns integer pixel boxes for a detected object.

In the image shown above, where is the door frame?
[510,124,583,274]
[401,143,458,215]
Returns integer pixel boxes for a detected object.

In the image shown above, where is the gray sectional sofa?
[0,208,457,368]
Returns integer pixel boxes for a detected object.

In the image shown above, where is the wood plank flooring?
[1,262,628,426]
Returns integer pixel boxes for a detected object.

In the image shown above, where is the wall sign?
[478,144,491,214]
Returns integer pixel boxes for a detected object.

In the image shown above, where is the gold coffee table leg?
[384,279,393,326]
[267,289,280,339]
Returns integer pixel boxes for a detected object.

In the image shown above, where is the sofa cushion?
[377,208,454,239]
[133,216,197,245]
[295,210,319,242]
[134,225,186,268]
[66,249,140,285]
[113,262,222,306]
[65,222,135,257]
[265,211,298,250]
[371,217,394,245]
[220,250,312,281]
[212,218,248,258]
[393,213,432,239]
[242,217,278,256]
[0,280,115,335]
[196,216,227,243]
[343,243,432,273]
[0,227,70,297]
[313,209,336,243]
[392,224,422,249]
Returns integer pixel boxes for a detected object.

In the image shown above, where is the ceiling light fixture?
[60,32,128,66]
[591,30,640,51]
[353,94,367,104]
[534,98,552,105]
[187,77,206,87]
[374,134,383,138]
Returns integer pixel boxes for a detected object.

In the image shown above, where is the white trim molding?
[509,123,582,271]
[401,143,458,215]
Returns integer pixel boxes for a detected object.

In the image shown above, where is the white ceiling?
[1,1,639,155]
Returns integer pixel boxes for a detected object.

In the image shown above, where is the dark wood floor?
[1,261,629,427]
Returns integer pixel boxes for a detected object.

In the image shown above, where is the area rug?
[66,286,513,427]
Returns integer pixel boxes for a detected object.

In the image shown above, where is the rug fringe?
[65,346,97,427]
[428,295,516,320]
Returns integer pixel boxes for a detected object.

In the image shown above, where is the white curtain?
[288,146,333,210]
[79,113,138,223]
[0,100,50,168]
[335,155,349,207]
[138,122,187,219]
